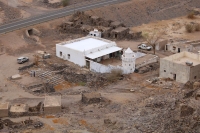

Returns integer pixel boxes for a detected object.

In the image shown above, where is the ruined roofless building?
[160,51,200,83]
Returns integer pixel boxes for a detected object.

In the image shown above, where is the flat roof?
[86,46,122,59]
[172,57,200,66]
[61,37,113,52]
[163,51,200,66]
[44,96,61,107]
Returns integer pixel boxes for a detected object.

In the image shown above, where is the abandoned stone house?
[111,27,129,39]
[56,36,122,67]
[160,51,200,83]
[165,40,200,53]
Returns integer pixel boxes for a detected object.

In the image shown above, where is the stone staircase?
[35,70,65,86]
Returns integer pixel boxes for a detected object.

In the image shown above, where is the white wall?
[90,61,133,74]
[56,44,86,67]
[135,52,146,58]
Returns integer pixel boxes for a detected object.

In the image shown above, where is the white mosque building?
[122,48,136,74]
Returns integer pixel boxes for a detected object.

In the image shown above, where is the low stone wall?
[136,55,158,69]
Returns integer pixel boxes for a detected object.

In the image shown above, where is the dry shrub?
[107,69,123,82]
[185,24,194,33]
[187,12,195,19]
[34,55,39,66]
[194,23,200,31]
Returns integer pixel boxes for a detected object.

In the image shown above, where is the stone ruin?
[9,104,29,117]
[58,11,142,40]
[82,92,101,104]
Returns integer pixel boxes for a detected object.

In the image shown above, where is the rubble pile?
[145,77,182,90]
[26,82,55,95]
[82,92,101,104]
[35,61,110,89]
[0,118,43,132]
[87,0,200,26]
[46,62,70,71]
[0,2,21,23]
[136,62,159,74]
[29,102,43,113]
[119,89,200,133]
[63,71,108,88]
[58,11,142,40]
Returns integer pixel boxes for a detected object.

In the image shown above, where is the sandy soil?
[133,15,200,41]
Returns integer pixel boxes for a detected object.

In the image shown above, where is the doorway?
[173,74,176,80]
[178,48,180,53]
[115,34,117,38]
[86,60,90,68]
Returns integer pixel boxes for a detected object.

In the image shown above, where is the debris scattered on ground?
[58,11,142,40]
[82,92,101,104]
[137,62,159,74]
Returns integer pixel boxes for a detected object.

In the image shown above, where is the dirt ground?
[0,0,200,133]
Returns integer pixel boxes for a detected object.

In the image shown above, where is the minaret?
[122,48,136,73]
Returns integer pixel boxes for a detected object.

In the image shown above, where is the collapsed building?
[58,11,142,40]
[165,40,200,53]
[160,51,200,83]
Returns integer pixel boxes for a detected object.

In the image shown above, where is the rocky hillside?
[86,0,200,26]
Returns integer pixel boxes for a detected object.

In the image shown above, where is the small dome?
[125,48,133,53]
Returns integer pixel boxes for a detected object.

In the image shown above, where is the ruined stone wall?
[0,109,8,117]
[44,106,61,114]
[58,12,142,40]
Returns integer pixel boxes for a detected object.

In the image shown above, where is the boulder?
[11,74,21,80]
[82,92,101,104]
